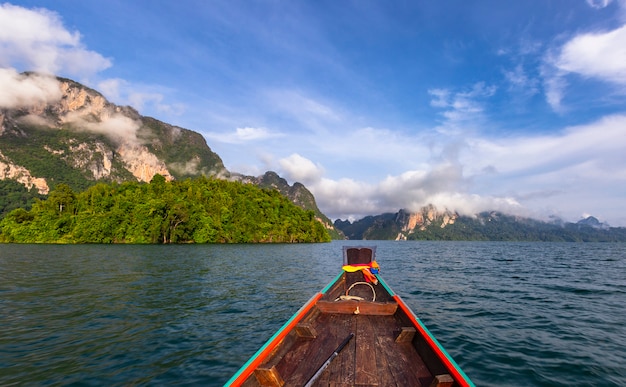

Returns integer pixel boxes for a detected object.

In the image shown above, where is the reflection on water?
[1,241,625,386]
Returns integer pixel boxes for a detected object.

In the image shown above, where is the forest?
[0,175,331,244]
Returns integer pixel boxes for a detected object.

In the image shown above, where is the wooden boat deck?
[231,247,471,387]
[243,272,451,387]
[259,312,434,386]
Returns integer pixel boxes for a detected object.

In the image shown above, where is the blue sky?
[2,1,626,225]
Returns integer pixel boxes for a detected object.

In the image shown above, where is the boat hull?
[226,270,474,387]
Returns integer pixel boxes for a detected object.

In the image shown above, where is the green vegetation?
[0,175,331,244]
[0,180,45,217]
[140,117,227,180]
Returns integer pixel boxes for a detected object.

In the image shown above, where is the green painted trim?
[397,295,475,387]
[224,292,321,386]
[375,274,395,296]
[415,315,475,386]
[322,271,344,294]
[226,273,342,386]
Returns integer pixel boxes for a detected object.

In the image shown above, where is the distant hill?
[334,207,626,242]
[0,72,340,236]
[238,171,343,239]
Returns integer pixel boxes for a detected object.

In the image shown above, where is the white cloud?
[268,113,626,224]
[542,70,568,112]
[467,114,626,178]
[275,151,523,221]
[586,0,614,9]
[0,67,62,108]
[97,78,186,117]
[204,126,284,144]
[0,4,182,122]
[96,78,124,100]
[278,153,325,183]
[64,111,142,145]
[428,83,496,133]
[555,24,626,84]
[428,88,450,108]
[543,22,626,111]
[264,89,342,134]
[0,3,111,77]
[504,64,540,96]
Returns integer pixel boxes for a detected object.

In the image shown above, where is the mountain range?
[0,72,340,238]
[1,72,624,242]
[333,207,626,242]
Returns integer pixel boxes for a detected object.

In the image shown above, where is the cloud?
[271,113,626,223]
[264,89,342,134]
[278,154,325,183]
[504,64,539,96]
[468,113,626,178]
[428,82,496,133]
[64,111,142,145]
[204,126,285,144]
[0,67,62,108]
[127,92,186,116]
[0,3,111,77]
[276,152,523,221]
[585,0,614,9]
[97,78,186,117]
[541,67,568,112]
[0,4,181,121]
[543,22,626,111]
[555,24,626,84]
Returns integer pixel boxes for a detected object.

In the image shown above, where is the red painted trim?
[393,295,472,387]
[228,292,324,386]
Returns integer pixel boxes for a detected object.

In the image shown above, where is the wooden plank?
[316,300,397,315]
[355,315,379,386]
[280,313,334,385]
[282,313,354,386]
[322,274,348,301]
[319,314,355,386]
[429,374,454,387]
[254,365,284,387]
[295,323,317,339]
[396,326,417,343]
[372,314,430,386]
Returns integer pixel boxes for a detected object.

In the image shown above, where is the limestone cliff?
[334,205,458,240]
[0,74,226,193]
[0,73,339,237]
[0,150,49,194]
[394,206,458,240]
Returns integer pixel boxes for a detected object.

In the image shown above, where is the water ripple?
[1,242,625,386]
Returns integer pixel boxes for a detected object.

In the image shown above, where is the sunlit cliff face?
[0,150,50,194]
[0,73,175,188]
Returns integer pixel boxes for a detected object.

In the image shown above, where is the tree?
[0,177,331,244]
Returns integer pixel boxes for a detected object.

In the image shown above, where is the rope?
[346,281,376,302]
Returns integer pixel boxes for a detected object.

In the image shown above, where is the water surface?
[1,241,625,386]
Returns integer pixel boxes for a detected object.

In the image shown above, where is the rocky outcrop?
[334,205,459,240]
[394,206,458,240]
[0,150,49,194]
[117,144,173,182]
[0,73,225,190]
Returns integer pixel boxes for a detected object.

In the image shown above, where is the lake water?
[1,241,625,386]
